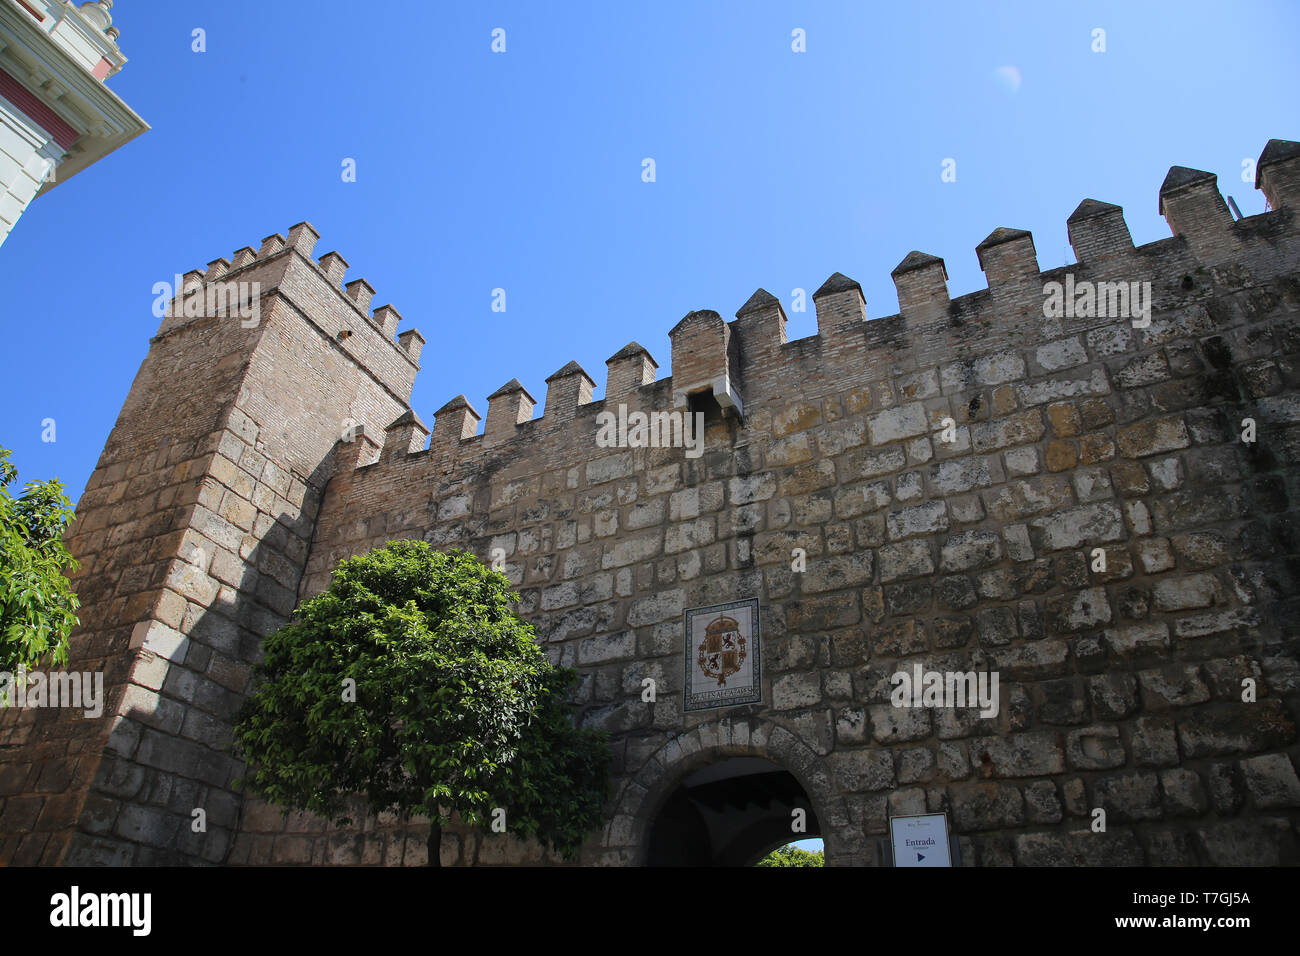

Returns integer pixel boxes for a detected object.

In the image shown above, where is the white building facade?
[0,0,146,248]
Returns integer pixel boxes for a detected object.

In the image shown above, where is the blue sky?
[2,0,1296,503]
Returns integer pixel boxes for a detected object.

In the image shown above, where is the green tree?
[755,843,824,867]
[232,541,610,865]
[0,446,80,677]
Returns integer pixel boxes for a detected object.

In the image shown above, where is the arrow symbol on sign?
[917,853,925,862]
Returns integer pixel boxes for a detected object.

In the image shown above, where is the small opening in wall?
[687,389,724,425]
[337,329,353,341]
[1181,275,1194,291]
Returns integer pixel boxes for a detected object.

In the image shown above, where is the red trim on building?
[0,68,78,150]
[15,0,44,22]
[92,57,111,81]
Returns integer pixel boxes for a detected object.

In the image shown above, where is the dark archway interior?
[646,757,821,866]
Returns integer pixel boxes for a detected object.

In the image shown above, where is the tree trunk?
[427,819,442,867]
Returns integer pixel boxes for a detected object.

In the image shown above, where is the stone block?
[1240,753,1300,808]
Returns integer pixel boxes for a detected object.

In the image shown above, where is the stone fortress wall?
[1,138,1298,865]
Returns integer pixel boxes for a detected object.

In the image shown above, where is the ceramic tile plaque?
[683,598,762,712]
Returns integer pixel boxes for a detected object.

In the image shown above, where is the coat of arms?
[696,614,746,686]
[684,598,762,712]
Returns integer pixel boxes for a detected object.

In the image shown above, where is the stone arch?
[598,715,867,866]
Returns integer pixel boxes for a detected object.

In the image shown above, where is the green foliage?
[755,843,825,867]
[0,446,80,674]
[233,540,610,859]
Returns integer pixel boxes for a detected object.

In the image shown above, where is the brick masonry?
[2,139,1299,866]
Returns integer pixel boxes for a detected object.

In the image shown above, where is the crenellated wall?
[4,139,1299,866]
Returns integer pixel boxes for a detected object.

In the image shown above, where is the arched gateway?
[599,718,866,866]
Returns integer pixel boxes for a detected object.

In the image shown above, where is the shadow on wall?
[59,453,368,864]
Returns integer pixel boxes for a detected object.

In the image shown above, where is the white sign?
[890,812,951,867]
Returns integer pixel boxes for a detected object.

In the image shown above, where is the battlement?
[344,138,1299,481]
[157,220,425,372]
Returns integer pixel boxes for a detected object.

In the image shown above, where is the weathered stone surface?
[1131,716,1180,768]
[948,782,1025,831]
[982,477,1072,521]
[1065,725,1127,770]
[1173,607,1261,639]
[1047,587,1112,632]
[970,410,1045,453]
[1151,573,1222,612]
[833,481,891,518]
[1103,621,1169,658]
[941,352,1026,390]
[1015,368,1109,407]
[1176,702,1296,758]
[1023,781,1062,823]
[940,531,1002,572]
[831,705,869,745]
[870,620,928,657]
[1093,771,1163,822]
[728,473,777,504]
[1037,338,1087,372]
[877,539,935,582]
[1117,416,1191,458]
[578,631,637,665]
[969,732,1064,778]
[976,605,1018,647]
[1013,829,1144,866]
[1160,768,1208,817]
[895,747,934,784]
[801,553,873,593]
[930,457,998,495]
[772,672,822,711]
[842,446,908,481]
[868,704,932,743]
[626,589,684,626]
[1003,524,1034,563]
[1035,677,1087,724]
[886,500,949,540]
[990,640,1071,681]
[1195,819,1296,865]
[1240,754,1300,808]
[1089,673,1138,720]
[1032,503,1124,552]
[866,403,928,445]
[834,749,895,792]
[1137,665,1210,711]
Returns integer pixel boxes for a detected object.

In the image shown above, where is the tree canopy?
[755,843,825,867]
[233,540,610,863]
[0,446,80,677]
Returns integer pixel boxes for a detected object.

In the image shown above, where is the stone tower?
[0,224,423,863]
